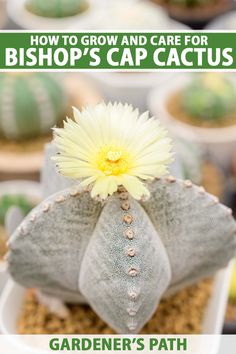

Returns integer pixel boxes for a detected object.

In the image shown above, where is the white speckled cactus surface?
[8,103,236,334]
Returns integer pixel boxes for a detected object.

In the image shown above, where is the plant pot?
[151,0,234,29]
[0,74,101,181]
[223,296,236,333]
[207,10,236,30]
[71,1,189,112]
[0,265,232,341]
[223,321,236,334]
[148,74,236,170]
[0,180,41,296]
[81,0,190,31]
[7,0,100,30]
[89,73,174,112]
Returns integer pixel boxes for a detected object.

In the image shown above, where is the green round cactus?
[25,0,88,18]
[182,74,236,123]
[0,73,67,141]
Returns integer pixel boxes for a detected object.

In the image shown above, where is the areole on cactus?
[25,0,88,18]
[7,103,236,334]
[0,73,67,141]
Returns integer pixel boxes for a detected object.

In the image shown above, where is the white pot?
[0,0,6,29]
[0,181,41,296]
[0,265,232,338]
[148,74,236,170]
[206,11,236,30]
[89,72,174,112]
[7,0,100,30]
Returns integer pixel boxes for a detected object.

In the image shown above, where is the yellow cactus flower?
[53,102,173,200]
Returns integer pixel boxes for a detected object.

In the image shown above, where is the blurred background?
[0,0,236,338]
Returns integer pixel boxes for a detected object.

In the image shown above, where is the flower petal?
[53,103,173,200]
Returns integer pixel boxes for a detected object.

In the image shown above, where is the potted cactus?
[0,103,235,337]
[148,73,236,170]
[7,0,100,30]
[0,72,67,180]
[181,74,236,126]
[0,180,41,295]
[0,73,101,180]
[151,0,234,28]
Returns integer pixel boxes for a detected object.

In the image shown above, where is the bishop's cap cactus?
[0,73,67,141]
[25,0,88,18]
[8,103,236,334]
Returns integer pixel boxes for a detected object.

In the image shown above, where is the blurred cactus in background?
[0,73,67,141]
[182,73,236,123]
[0,195,32,225]
[25,0,88,18]
[174,139,202,184]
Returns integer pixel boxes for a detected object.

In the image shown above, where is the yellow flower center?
[97,145,131,176]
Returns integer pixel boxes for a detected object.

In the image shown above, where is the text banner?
[0,32,236,70]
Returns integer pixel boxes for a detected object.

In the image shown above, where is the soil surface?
[18,279,213,334]
[167,91,236,129]
[0,134,51,154]
[225,301,236,322]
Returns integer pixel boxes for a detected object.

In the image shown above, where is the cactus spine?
[0,73,67,141]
